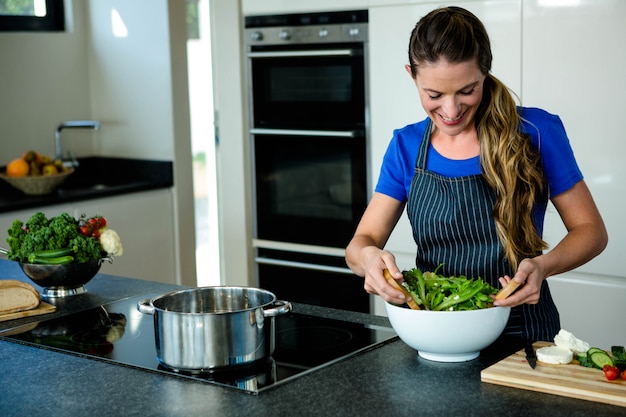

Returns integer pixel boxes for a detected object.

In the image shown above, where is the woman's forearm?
[538,222,608,279]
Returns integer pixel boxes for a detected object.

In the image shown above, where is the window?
[0,0,64,32]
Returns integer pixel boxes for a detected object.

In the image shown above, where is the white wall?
[86,1,175,159]
[0,1,92,161]
[85,0,197,286]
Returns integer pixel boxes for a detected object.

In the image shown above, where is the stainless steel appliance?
[0,294,396,394]
[137,287,291,370]
[245,10,371,313]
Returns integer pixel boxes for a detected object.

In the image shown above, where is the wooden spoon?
[495,278,521,300]
[383,269,420,310]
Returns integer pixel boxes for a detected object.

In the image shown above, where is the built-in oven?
[253,130,366,248]
[248,44,366,130]
[245,10,371,313]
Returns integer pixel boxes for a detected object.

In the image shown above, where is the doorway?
[187,0,220,286]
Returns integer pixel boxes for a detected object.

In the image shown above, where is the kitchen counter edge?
[0,260,622,417]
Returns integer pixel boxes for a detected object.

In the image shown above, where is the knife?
[525,341,537,369]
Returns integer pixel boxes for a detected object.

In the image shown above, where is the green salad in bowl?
[386,266,510,362]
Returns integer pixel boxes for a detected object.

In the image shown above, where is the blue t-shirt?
[375,107,583,234]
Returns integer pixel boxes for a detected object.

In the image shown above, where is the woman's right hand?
[360,247,407,304]
[344,192,407,303]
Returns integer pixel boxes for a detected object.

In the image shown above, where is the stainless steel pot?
[137,286,291,372]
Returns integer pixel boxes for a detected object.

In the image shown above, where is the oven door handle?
[247,49,359,59]
[250,128,359,138]
[255,256,355,275]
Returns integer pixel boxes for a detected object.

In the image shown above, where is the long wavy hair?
[407,6,548,268]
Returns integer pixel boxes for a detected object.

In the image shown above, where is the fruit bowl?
[385,301,511,362]
[0,168,74,196]
[18,257,112,298]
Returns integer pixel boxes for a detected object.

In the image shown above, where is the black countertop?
[0,259,623,417]
[0,157,173,213]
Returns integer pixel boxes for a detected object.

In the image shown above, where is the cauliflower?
[100,229,123,257]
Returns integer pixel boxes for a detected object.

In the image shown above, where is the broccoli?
[5,212,103,264]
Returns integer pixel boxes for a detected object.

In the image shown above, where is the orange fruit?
[6,158,30,177]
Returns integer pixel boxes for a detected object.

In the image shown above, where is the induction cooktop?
[0,294,397,394]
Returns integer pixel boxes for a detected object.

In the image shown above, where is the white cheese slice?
[553,329,591,354]
[536,346,574,365]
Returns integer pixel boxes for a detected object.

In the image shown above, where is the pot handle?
[263,300,292,317]
[136,299,155,315]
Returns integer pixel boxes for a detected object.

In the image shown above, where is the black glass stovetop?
[0,294,397,394]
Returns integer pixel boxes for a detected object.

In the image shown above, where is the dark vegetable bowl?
[18,257,112,298]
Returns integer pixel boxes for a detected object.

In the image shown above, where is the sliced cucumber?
[575,351,594,368]
[589,350,615,369]
[586,347,606,357]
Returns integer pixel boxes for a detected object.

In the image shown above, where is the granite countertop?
[0,259,623,417]
[0,157,173,213]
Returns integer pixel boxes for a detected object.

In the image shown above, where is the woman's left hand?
[493,257,545,307]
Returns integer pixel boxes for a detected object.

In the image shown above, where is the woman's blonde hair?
[408,6,548,267]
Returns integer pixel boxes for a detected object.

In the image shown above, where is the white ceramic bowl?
[385,302,511,362]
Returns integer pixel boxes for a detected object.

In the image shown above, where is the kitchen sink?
[56,157,173,197]
[0,156,173,213]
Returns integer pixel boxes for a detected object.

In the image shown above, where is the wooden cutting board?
[481,341,626,407]
[0,301,56,323]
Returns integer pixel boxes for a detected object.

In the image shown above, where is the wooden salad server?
[383,269,420,310]
[495,278,521,300]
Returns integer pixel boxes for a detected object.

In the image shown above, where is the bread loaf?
[0,280,41,314]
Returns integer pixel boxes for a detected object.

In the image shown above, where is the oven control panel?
[245,9,368,46]
[246,22,368,46]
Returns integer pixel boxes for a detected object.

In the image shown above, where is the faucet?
[55,120,101,162]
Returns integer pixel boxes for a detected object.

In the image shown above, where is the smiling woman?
[0,0,64,31]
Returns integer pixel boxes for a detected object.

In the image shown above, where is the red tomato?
[79,225,92,236]
[623,369,626,380]
[603,365,620,381]
[88,216,107,231]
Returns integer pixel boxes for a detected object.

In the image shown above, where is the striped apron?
[406,120,560,341]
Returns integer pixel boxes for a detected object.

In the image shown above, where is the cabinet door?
[368,1,522,264]
[522,0,626,277]
[72,190,177,284]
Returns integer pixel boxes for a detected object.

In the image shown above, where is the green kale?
[47,212,80,248]
[69,235,103,263]
[5,212,102,264]
[6,216,50,261]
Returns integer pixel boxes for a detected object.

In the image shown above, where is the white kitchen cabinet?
[0,190,177,285]
[368,1,522,268]
[520,0,626,348]
[71,190,177,284]
[522,0,626,279]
